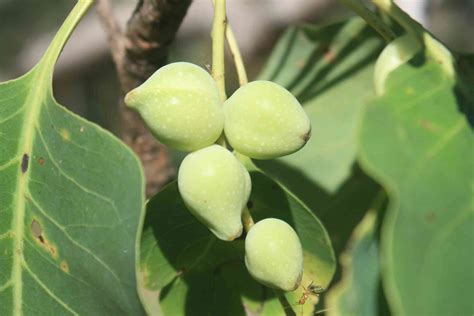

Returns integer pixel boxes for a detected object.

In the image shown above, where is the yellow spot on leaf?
[59,128,70,141]
[405,86,415,95]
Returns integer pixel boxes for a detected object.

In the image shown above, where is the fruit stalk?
[225,22,248,86]
[211,0,227,101]
[211,0,248,86]
[242,207,254,232]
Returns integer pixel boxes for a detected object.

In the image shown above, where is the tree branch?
[123,0,192,91]
[95,0,128,90]
[95,0,192,196]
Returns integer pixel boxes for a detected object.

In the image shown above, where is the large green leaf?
[0,1,145,314]
[326,192,385,316]
[139,172,335,315]
[257,17,383,192]
[358,52,474,314]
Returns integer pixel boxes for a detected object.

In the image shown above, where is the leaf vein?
[35,127,121,221]
[23,262,78,315]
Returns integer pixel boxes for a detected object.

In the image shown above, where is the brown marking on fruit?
[60,261,69,273]
[21,154,29,173]
[301,128,312,143]
[38,157,45,165]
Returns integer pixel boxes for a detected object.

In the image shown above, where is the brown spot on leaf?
[323,50,336,62]
[425,211,436,223]
[31,219,57,258]
[31,220,42,238]
[60,261,69,273]
[418,119,441,133]
[247,200,253,209]
[21,154,29,173]
[38,157,45,165]
[296,59,306,69]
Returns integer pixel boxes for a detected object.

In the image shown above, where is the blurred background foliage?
[1,0,472,143]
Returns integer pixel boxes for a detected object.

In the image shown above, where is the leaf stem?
[371,0,423,39]
[338,0,395,42]
[371,0,455,76]
[211,0,227,101]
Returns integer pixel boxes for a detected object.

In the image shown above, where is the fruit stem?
[242,207,254,232]
[338,0,395,42]
[211,0,227,101]
[226,23,248,86]
[211,0,248,86]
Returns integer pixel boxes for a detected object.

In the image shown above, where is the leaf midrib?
[8,3,94,313]
[11,61,52,315]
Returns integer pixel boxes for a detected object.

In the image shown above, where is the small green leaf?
[257,17,383,192]
[0,1,145,314]
[139,172,335,315]
[358,52,474,314]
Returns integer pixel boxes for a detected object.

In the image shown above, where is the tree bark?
[97,0,192,196]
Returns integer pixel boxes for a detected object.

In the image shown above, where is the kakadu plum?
[125,62,224,151]
[178,145,251,241]
[245,218,304,291]
[223,81,311,159]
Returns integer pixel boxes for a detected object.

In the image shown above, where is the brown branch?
[95,0,128,91]
[95,0,192,196]
[123,0,193,91]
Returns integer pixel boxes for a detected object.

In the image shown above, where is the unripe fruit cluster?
[125,62,310,291]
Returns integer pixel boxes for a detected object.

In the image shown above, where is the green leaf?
[358,53,474,314]
[139,172,335,315]
[257,17,383,192]
[326,193,385,316]
[0,1,145,314]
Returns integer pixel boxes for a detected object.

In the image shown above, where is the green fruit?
[374,34,421,96]
[125,62,224,151]
[178,144,251,241]
[245,218,303,291]
[223,81,311,159]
